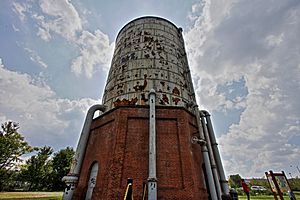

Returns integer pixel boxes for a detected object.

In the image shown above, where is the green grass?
[0,192,62,200]
[238,193,300,200]
[1,192,299,200]
[238,195,281,200]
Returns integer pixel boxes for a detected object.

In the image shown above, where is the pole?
[148,89,157,200]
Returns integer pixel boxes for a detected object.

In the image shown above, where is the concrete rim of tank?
[116,16,180,40]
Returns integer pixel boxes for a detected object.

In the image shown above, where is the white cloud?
[71,30,114,78]
[186,0,300,177]
[0,58,99,149]
[39,0,82,41]
[27,0,114,78]
[24,47,48,68]
[37,27,51,41]
[265,33,284,48]
[12,2,29,22]
[12,24,20,32]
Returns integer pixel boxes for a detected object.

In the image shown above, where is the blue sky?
[0,0,299,178]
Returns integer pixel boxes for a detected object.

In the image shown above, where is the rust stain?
[117,90,124,95]
[130,53,136,60]
[118,75,125,81]
[141,93,148,103]
[121,64,127,71]
[172,97,181,105]
[113,97,138,107]
[133,79,147,91]
[159,99,165,105]
[162,94,169,104]
[172,87,180,96]
[144,36,153,42]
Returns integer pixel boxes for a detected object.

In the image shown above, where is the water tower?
[63,16,229,200]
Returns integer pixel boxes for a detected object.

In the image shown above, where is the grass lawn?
[0,192,62,200]
[0,192,299,200]
[238,193,300,200]
[238,195,282,199]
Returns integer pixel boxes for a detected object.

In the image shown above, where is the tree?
[0,121,32,191]
[228,174,242,188]
[20,146,53,191]
[51,147,74,191]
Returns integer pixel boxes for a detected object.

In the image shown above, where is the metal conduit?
[194,106,218,200]
[202,110,230,196]
[148,89,157,200]
[62,104,106,200]
[200,111,222,200]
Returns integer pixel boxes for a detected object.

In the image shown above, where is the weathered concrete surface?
[102,17,196,111]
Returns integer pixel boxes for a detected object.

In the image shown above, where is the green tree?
[228,174,242,188]
[0,121,32,191]
[289,178,300,191]
[51,147,74,191]
[250,178,269,188]
[20,146,53,191]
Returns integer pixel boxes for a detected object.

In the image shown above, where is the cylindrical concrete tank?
[102,17,196,110]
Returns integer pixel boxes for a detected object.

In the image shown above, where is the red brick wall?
[75,106,208,199]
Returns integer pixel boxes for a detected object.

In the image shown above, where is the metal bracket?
[191,136,206,145]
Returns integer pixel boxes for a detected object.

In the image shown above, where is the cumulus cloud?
[33,0,113,78]
[38,0,82,41]
[71,30,114,78]
[0,58,99,150]
[12,0,113,78]
[186,0,300,177]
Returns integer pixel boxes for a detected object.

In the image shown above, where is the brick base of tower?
[74,106,209,199]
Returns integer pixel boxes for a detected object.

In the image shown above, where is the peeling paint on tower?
[102,17,196,111]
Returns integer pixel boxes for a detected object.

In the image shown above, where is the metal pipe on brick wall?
[148,89,157,200]
[194,105,218,200]
[200,111,222,200]
[202,110,230,196]
[62,104,106,200]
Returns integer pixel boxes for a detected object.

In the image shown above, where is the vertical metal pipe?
[62,104,106,200]
[194,106,218,200]
[200,111,222,199]
[148,89,157,200]
[203,111,230,196]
